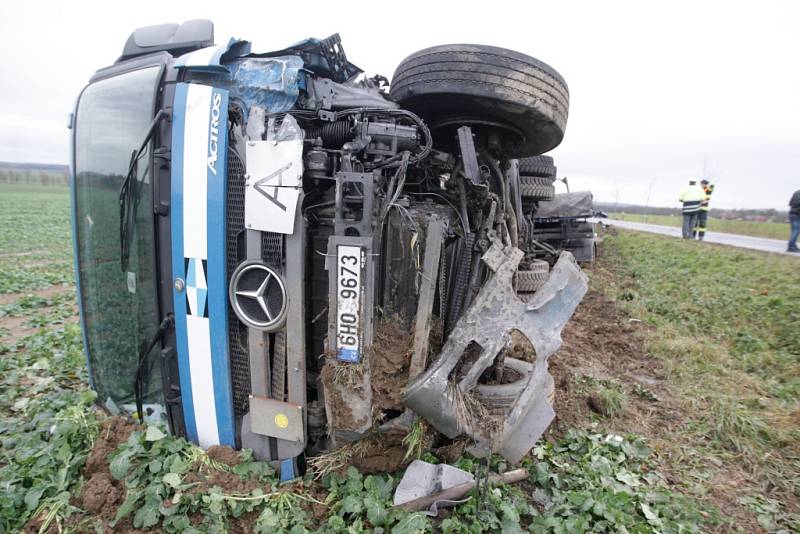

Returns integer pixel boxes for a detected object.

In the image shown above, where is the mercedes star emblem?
[228,261,288,331]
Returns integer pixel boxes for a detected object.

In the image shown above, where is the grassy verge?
[608,212,789,240]
[597,229,799,530]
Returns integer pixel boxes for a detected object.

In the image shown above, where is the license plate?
[336,245,364,362]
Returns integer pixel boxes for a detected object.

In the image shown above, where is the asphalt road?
[596,218,799,257]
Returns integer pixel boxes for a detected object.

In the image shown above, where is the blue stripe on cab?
[170,84,199,444]
[206,88,236,446]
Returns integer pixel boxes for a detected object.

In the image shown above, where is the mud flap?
[402,246,588,463]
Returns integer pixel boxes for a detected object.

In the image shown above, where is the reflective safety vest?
[700,184,714,211]
[678,184,705,213]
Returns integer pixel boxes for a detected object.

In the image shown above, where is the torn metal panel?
[173,38,252,73]
[403,249,587,462]
[308,78,399,110]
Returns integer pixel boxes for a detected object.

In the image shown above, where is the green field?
[1,184,797,532]
[609,212,789,240]
[598,229,799,529]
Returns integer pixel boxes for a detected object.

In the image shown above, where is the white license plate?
[336,245,364,362]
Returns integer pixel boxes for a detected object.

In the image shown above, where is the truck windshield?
[73,65,163,415]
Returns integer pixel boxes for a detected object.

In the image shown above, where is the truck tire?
[518,156,556,178]
[390,44,569,157]
[515,260,549,292]
[519,176,555,201]
[521,164,557,179]
[475,358,556,414]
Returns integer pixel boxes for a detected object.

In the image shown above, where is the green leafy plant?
[0,324,98,532]
[523,430,713,533]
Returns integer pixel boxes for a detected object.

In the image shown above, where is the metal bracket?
[457,126,481,186]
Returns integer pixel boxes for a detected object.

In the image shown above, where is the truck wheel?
[518,156,556,178]
[390,44,569,157]
[519,176,555,201]
[515,260,549,292]
[475,358,555,415]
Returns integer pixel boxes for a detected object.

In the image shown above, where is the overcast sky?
[1,0,798,209]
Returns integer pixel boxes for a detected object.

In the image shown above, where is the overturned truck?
[69,19,587,478]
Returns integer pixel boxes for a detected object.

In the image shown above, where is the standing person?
[678,179,705,239]
[694,180,715,240]
[788,189,800,253]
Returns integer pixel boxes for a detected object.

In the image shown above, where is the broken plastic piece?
[393,460,475,516]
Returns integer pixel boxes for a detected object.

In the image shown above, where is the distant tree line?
[595,202,788,223]
[0,162,69,186]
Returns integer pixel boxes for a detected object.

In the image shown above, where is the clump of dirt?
[368,319,413,412]
[84,417,138,478]
[334,429,411,475]
[434,438,468,463]
[182,467,262,496]
[319,356,361,432]
[74,416,140,529]
[319,318,414,432]
[81,472,120,513]
[308,424,430,479]
[206,444,241,467]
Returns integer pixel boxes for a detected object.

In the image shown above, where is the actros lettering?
[207,92,222,175]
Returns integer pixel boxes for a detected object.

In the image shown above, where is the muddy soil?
[73,418,346,533]
[0,315,39,345]
[319,356,362,432]
[368,319,413,413]
[39,416,280,533]
[78,417,139,528]
[548,282,678,437]
[349,429,411,475]
[320,318,414,433]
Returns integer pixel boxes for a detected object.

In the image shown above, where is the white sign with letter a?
[244,139,303,234]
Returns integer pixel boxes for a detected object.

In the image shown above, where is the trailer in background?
[533,191,597,263]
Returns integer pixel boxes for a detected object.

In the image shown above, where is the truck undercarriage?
[70,20,588,478]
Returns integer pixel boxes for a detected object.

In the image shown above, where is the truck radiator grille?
[226,149,287,416]
[226,150,251,416]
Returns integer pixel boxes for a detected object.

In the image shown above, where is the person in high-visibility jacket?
[694,180,715,240]
[678,179,705,239]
